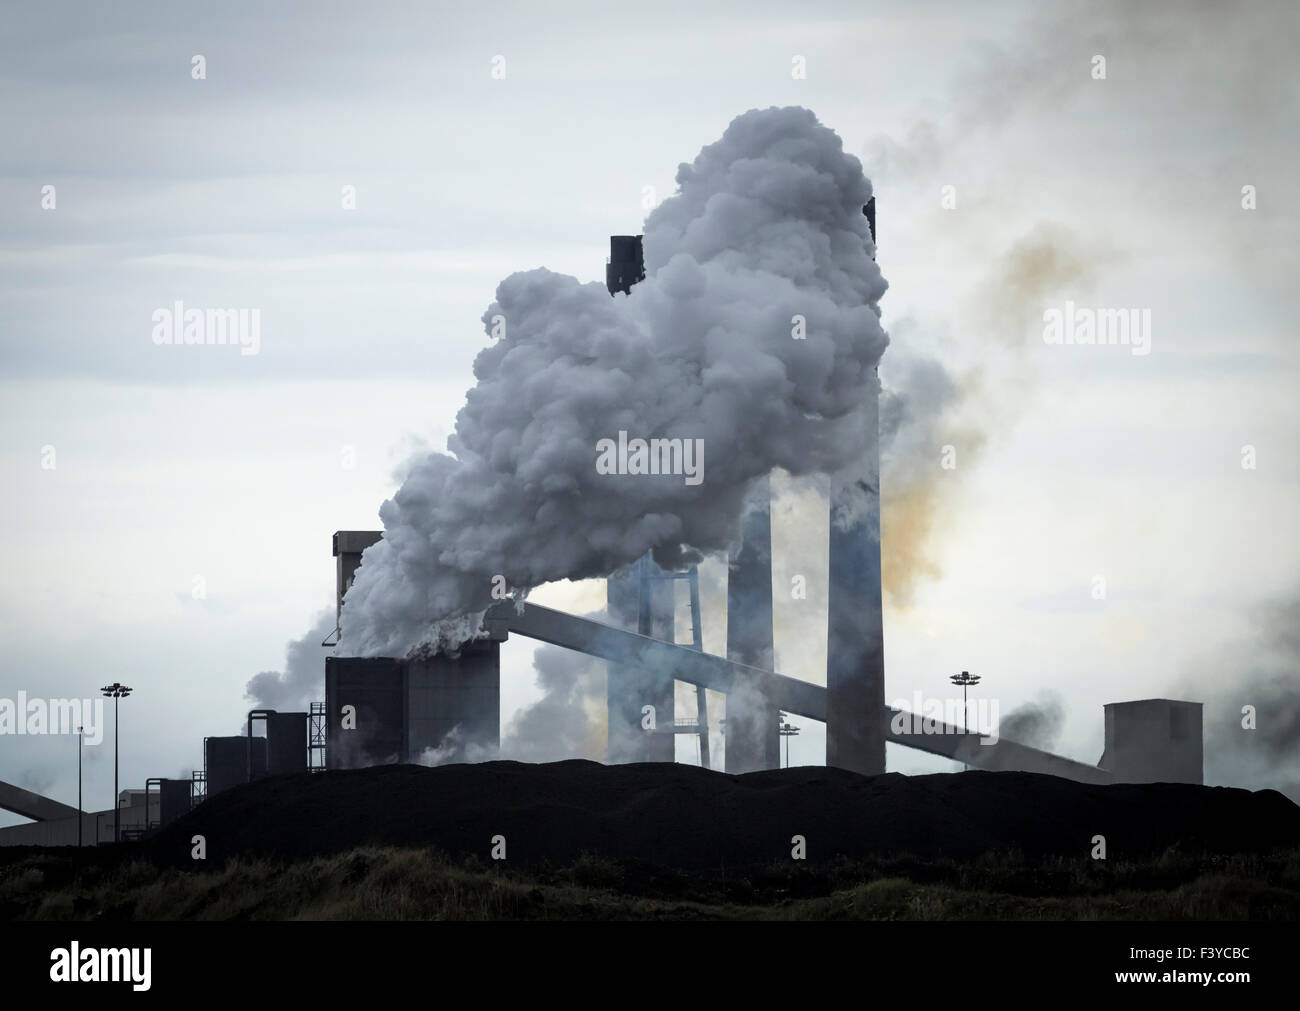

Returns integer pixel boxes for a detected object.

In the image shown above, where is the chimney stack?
[602,236,676,762]
[606,235,645,296]
[825,198,885,776]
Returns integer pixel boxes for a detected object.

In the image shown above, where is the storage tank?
[205,736,267,795]
[157,778,192,826]
[325,657,404,769]
[266,711,309,775]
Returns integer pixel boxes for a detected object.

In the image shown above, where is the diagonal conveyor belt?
[0,780,80,821]
[487,600,826,719]
[485,601,1112,783]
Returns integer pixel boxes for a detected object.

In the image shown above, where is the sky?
[2,0,1297,827]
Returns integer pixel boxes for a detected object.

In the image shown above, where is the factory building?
[326,530,503,769]
[0,210,1210,847]
[1099,699,1203,784]
[324,645,501,769]
[0,783,182,846]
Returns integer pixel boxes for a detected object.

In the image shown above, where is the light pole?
[77,724,83,848]
[949,671,982,771]
[100,683,133,843]
[778,712,800,769]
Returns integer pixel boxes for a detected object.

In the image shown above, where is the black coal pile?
[143,761,1300,870]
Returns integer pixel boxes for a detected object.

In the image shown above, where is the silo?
[266,711,309,775]
[205,736,267,795]
[157,778,192,826]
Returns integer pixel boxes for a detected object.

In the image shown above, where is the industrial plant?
[0,211,1205,849]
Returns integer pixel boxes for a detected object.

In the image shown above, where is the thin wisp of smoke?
[1183,595,1300,802]
[879,226,1103,606]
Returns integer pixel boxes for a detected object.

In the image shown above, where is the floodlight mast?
[949,671,982,771]
[100,683,133,843]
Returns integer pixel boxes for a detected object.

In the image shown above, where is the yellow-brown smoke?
[881,225,1105,608]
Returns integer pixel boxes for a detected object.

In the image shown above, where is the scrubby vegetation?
[3,845,1298,921]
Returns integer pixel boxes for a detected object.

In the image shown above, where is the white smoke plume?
[244,609,336,712]
[339,107,888,658]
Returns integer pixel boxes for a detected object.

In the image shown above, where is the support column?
[826,383,885,775]
[826,196,884,776]
[725,476,779,772]
[606,554,675,763]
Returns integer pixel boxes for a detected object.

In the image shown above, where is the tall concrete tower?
[603,236,675,763]
[825,198,885,776]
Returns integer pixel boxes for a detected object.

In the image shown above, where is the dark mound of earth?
[143,761,1300,870]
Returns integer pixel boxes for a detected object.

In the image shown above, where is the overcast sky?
[2,0,1297,826]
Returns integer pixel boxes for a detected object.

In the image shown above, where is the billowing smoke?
[1179,595,1300,802]
[500,640,607,763]
[244,610,336,712]
[999,692,1066,751]
[339,107,887,658]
